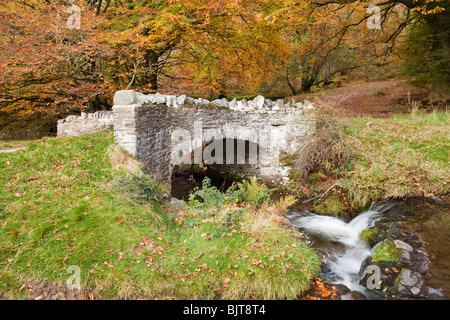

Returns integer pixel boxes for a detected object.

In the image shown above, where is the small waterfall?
[286,203,398,294]
[289,209,381,246]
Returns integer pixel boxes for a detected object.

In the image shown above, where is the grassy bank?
[345,111,449,209]
[287,110,449,214]
[0,131,319,300]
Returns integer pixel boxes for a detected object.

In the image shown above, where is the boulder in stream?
[393,269,426,298]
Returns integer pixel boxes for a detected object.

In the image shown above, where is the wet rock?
[394,239,414,264]
[394,269,426,298]
[334,285,367,300]
[430,195,447,206]
[339,292,366,300]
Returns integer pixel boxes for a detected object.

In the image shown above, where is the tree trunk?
[144,49,160,92]
[424,6,450,99]
[300,75,316,93]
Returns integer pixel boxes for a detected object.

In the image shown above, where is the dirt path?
[291,79,430,117]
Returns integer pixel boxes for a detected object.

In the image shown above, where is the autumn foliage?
[0,0,447,137]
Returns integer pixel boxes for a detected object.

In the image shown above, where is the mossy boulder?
[314,196,347,216]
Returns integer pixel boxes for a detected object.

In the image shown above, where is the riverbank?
[0,131,319,300]
[278,109,449,300]
[284,110,449,216]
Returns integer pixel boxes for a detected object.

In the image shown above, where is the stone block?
[114,90,137,106]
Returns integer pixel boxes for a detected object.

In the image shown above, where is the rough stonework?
[57,111,114,137]
[112,90,315,190]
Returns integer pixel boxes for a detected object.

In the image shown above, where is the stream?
[286,203,391,295]
[286,198,450,300]
[171,175,450,300]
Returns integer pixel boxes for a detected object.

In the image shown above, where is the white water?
[287,207,385,293]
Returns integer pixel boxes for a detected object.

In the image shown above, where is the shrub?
[238,177,272,207]
[293,107,356,181]
[188,177,229,208]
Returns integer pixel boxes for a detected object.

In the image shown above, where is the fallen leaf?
[224,278,231,284]
[34,295,43,300]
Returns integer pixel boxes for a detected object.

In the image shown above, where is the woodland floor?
[291,79,431,117]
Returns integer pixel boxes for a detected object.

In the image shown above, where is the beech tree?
[311,0,449,98]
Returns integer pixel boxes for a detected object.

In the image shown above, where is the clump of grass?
[293,107,356,181]
[288,109,449,212]
[371,240,401,263]
[106,144,142,175]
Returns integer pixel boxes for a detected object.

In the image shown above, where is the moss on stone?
[313,195,347,216]
[372,239,401,263]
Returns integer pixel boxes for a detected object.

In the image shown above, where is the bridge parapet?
[113,89,314,113]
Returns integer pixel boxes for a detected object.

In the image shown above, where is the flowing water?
[286,199,450,299]
[286,203,396,295]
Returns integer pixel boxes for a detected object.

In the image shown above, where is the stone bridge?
[111,90,315,190]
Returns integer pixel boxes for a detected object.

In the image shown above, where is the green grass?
[344,111,449,210]
[371,240,400,263]
[359,228,380,244]
[0,131,319,299]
